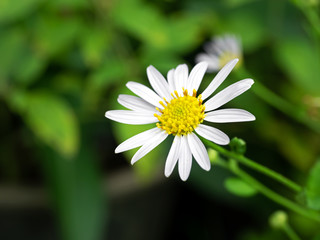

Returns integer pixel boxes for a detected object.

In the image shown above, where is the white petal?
[174,64,188,95]
[147,66,171,100]
[204,41,218,55]
[187,133,211,171]
[204,78,254,112]
[118,94,156,112]
[213,37,227,54]
[131,130,168,164]
[126,81,163,109]
[105,110,158,125]
[164,135,181,177]
[167,69,175,93]
[195,124,230,145]
[195,53,220,73]
[201,58,239,100]
[115,127,160,153]
[178,136,192,181]
[187,61,208,93]
[205,109,256,123]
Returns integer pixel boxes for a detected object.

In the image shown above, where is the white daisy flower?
[105,58,255,181]
[196,34,242,72]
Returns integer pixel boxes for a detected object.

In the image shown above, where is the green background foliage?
[0,0,319,239]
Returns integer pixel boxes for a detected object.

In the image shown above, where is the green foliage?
[306,160,320,210]
[218,4,267,52]
[42,144,105,240]
[0,0,320,238]
[224,177,257,197]
[0,0,44,24]
[111,0,205,53]
[32,14,82,57]
[80,27,111,68]
[11,91,79,158]
[275,37,320,94]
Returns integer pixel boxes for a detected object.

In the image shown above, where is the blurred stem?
[290,0,320,37]
[283,223,302,240]
[213,157,320,223]
[253,82,320,134]
[237,67,320,134]
[203,139,302,193]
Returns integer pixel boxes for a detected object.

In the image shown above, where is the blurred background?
[0,0,319,239]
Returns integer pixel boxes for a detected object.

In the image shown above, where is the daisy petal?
[174,64,188,95]
[118,94,156,112]
[195,54,220,73]
[126,81,163,109]
[147,66,171,100]
[178,136,192,181]
[195,124,230,145]
[201,58,239,100]
[167,69,175,93]
[204,78,254,112]
[205,108,256,123]
[164,135,181,177]
[115,127,160,153]
[187,133,211,171]
[187,61,208,93]
[105,110,158,125]
[131,130,168,164]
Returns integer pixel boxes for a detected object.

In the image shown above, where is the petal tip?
[164,171,171,178]
[125,81,132,88]
[199,61,209,67]
[220,137,230,145]
[105,111,110,118]
[204,164,211,171]
[146,65,155,72]
[180,176,188,181]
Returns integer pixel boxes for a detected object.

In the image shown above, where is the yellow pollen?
[154,89,205,136]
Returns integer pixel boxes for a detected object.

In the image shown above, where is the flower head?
[196,34,242,72]
[105,59,255,181]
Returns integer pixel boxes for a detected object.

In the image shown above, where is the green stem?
[253,82,320,134]
[236,67,320,134]
[203,139,303,193]
[215,158,320,223]
[283,223,302,240]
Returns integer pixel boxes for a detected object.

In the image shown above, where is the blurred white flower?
[196,34,242,72]
[105,59,255,181]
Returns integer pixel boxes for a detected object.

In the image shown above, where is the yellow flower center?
[154,89,205,136]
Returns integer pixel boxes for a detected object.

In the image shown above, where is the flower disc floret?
[155,89,205,136]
